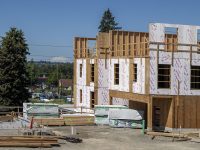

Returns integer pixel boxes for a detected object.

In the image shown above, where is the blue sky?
[0,0,200,61]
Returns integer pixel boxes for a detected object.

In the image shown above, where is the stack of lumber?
[62,114,94,125]
[146,131,188,138]
[32,114,94,126]
[0,136,59,148]
[0,115,13,122]
[33,118,65,126]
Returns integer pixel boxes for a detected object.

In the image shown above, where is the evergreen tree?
[0,28,30,106]
[98,8,118,32]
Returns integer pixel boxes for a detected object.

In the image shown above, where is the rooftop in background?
[59,79,73,88]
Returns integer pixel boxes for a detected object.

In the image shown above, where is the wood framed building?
[73,23,200,131]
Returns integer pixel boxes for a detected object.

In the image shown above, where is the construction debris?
[60,136,82,143]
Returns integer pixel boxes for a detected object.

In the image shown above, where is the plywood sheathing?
[152,97,173,130]
[175,96,200,128]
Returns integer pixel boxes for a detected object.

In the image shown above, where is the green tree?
[98,8,118,32]
[0,28,30,106]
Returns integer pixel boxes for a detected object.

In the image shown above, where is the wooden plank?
[129,59,133,92]
[86,59,90,86]
[94,58,98,105]
[109,90,149,103]
[63,116,94,125]
[145,58,150,94]
[0,143,52,148]
[147,97,153,130]
[0,115,13,122]
[33,118,65,126]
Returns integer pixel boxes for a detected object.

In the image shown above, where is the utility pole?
[57,63,59,98]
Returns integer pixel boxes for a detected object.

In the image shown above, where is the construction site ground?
[0,126,199,150]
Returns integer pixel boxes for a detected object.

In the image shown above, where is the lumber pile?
[62,114,94,125]
[33,118,65,126]
[146,131,188,138]
[0,136,59,148]
[0,115,13,122]
[32,114,94,126]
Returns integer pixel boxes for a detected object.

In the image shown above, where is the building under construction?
[73,23,200,131]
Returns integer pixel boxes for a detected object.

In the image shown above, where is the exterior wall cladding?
[74,23,200,130]
[149,23,200,95]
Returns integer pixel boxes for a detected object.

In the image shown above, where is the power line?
[29,54,73,59]
[28,44,73,48]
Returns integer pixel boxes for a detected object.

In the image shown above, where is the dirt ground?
[0,126,199,150]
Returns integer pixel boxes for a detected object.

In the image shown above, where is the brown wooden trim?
[109,90,150,103]
[94,58,98,104]
[129,59,133,92]
[73,59,77,107]
[86,59,90,86]
[145,58,150,94]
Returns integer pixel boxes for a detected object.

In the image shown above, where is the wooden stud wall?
[165,34,178,52]
[108,31,149,58]
[74,37,96,59]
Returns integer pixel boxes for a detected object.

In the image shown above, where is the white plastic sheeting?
[109,109,144,120]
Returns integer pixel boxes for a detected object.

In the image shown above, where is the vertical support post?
[147,97,152,131]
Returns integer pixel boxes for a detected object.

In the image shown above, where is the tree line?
[28,61,73,87]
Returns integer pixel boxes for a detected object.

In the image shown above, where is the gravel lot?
[0,126,199,150]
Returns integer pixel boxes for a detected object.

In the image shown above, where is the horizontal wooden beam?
[109,90,150,103]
